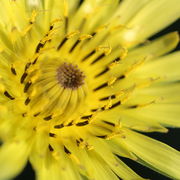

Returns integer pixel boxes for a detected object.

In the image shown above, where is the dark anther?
[93,82,108,91]
[44,115,52,121]
[49,25,54,30]
[33,127,37,131]
[32,57,38,65]
[91,53,105,65]
[81,114,92,119]
[81,50,96,61]
[95,67,109,78]
[25,97,31,105]
[91,32,96,37]
[69,39,80,53]
[64,146,71,154]
[76,121,89,126]
[54,124,64,129]
[109,101,121,109]
[96,135,107,139]
[24,81,32,93]
[103,120,115,127]
[118,75,125,80]
[25,62,31,71]
[4,91,15,100]
[35,42,44,53]
[64,16,68,33]
[100,94,116,101]
[22,113,27,117]
[67,121,73,126]
[48,144,54,151]
[57,37,68,50]
[127,105,138,109]
[76,139,80,146]
[33,112,41,117]
[11,67,17,75]
[20,72,28,84]
[49,133,56,137]
[111,57,121,63]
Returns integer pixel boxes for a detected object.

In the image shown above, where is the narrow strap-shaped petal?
[119,0,180,47]
[122,128,180,179]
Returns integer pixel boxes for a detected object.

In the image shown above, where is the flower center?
[57,62,85,89]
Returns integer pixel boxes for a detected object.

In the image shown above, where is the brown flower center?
[57,62,85,89]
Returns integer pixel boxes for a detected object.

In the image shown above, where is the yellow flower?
[0,0,180,179]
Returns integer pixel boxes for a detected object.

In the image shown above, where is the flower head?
[0,0,180,180]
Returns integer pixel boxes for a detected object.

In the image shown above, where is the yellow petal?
[115,0,149,24]
[119,0,180,47]
[89,139,146,180]
[126,104,180,128]
[33,154,82,180]
[134,51,180,81]
[127,32,179,60]
[0,141,29,180]
[123,128,180,179]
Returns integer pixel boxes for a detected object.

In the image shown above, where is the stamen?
[67,121,74,126]
[57,37,68,50]
[20,72,28,84]
[64,17,68,33]
[48,144,54,151]
[81,50,96,61]
[11,66,17,75]
[24,97,31,105]
[33,112,41,117]
[69,39,80,53]
[81,114,93,119]
[24,81,32,93]
[24,62,31,71]
[22,113,27,117]
[4,91,15,100]
[103,120,115,127]
[54,124,64,129]
[109,101,121,109]
[64,146,71,154]
[49,133,56,137]
[118,75,125,80]
[93,82,108,91]
[76,121,89,126]
[57,62,85,89]
[44,115,53,121]
[95,67,109,78]
[90,53,105,65]
[35,42,45,53]
[76,139,80,147]
[96,135,107,139]
[100,95,116,101]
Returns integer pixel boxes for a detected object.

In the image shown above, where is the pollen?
[57,62,85,89]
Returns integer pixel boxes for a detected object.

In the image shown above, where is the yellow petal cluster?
[0,0,179,180]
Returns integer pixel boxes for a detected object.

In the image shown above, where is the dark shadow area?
[120,156,172,180]
[143,128,180,150]
[14,162,35,180]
